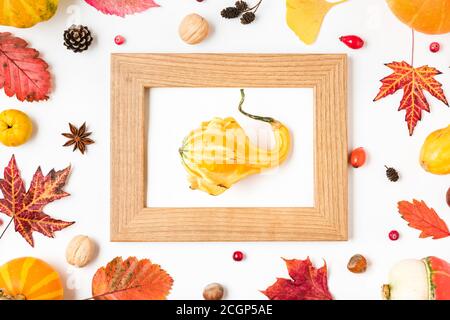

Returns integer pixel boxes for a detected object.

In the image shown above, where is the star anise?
[62,122,94,154]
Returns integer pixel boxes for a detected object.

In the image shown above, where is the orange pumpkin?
[0,257,63,300]
[386,0,450,34]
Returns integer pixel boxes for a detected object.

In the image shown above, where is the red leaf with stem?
[85,0,160,17]
[0,33,51,102]
[262,257,333,300]
[0,155,73,247]
[374,61,448,135]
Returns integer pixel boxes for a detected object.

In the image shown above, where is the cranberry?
[429,42,440,53]
[389,230,400,241]
[114,35,126,45]
[233,251,244,261]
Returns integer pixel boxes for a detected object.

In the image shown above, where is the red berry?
[430,42,440,53]
[114,35,126,45]
[197,0,204,2]
[339,35,364,49]
[233,251,244,261]
[349,147,366,168]
[0,219,3,227]
[389,230,399,241]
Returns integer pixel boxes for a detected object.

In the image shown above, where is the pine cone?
[64,25,93,53]
[240,12,255,24]
[235,0,248,11]
[385,166,399,182]
[221,7,241,19]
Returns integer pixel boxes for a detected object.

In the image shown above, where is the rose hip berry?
[233,251,244,261]
[350,147,366,168]
[429,42,440,53]
[389,230,400,241]
[339,35,365,49]
[114,35,126,45]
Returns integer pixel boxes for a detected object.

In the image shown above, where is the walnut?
[65,235,95,268]
[203,283,224,300]
[179,14,209,45]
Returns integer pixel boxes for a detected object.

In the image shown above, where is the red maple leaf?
[262,257,333,300]
[0,33,52,102]
[85,0,160,17]
[0,155,74,247]
[398,199,450,240]
[92,257,173,300]
[374,61,448,135]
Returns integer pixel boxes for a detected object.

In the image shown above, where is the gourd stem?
[382,284,391,300]
[238,89,275,123]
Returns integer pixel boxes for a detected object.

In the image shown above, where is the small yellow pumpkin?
[0,257,64,300]
[0,0,59,28]
[420,125,450,175]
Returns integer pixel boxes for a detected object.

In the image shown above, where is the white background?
[0,0,449,300]
[147,88,314,207]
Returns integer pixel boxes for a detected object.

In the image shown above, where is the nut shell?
[446,187,450,207]
[347,254,367,273]
[203,283,224,300]
[179,13,209,45]
[65,235,95,268]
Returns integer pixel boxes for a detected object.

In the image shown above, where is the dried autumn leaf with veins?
[85,0,159,17]
[262,257,332,300]
[0,32,52,102]
[398,199,450,239]
[374,61,448,135]
[0,155,74,247]
[92,257,173,300]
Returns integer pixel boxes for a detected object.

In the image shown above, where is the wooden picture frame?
[111,54,348,242]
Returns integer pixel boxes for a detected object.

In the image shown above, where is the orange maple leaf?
[92,257,173,300]
[398,199,450,239]
[374,61,448,135]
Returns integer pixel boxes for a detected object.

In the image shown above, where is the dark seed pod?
[221,7,241,19]
[235,0,248,11]
[240,11,255,24]
[385,166,399,182]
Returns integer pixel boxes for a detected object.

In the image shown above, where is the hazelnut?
[179,13,209,45]
[65,235,95,268]
[347,254,368,273]
[446,187,450,207]
[203,283,224,300]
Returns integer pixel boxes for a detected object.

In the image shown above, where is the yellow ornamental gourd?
[420,125,450,175]
[179,89,291,196]
[0,257,64,300]
[0,0,59,28]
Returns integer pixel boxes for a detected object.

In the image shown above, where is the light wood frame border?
[111,54,348,242]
